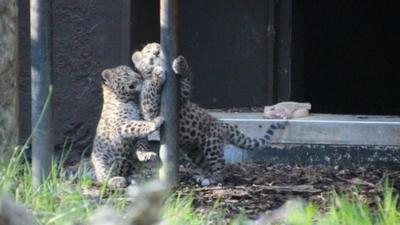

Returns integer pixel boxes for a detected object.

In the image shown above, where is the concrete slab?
[149,112,400,165]
[210,112,400,146]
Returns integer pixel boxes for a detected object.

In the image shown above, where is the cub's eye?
[129,81,138,89]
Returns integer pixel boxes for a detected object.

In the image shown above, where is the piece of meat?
[263,102,311,119]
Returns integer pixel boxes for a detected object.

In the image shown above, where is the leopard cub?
[132,43,287,186]
[91,65,164,188]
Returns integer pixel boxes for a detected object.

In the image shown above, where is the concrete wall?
[17,0,278,153]
[18,0,131,151]
[0,0,19,153]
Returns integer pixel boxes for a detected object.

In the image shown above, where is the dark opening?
[131,0,160,51]
[179,1,271,109]
[298,0,400,115]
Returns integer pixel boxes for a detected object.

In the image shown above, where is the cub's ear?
[131,51,142,66]
[101,69,112,84]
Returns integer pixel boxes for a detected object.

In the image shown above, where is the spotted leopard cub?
[131,44,166,164]
[131,43,166,121]
[132,43,287,186]
[91,65,164,188]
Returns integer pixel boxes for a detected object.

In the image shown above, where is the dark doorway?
[179,1,272,108]
[131,0,160,51]
[298,0,400,115]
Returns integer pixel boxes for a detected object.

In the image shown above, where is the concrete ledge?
[149,112,400,165]
[210,112,400,146]
[223,144,400,166]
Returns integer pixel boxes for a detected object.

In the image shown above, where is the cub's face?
[131,42,161,79]
[101,65,143,100]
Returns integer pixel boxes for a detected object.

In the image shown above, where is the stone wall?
[0,0,19,154]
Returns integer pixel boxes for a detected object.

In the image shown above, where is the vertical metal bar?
[291,0,304,101]
[266,0,276,104]
[30,0,53,186]
[159,0,179,187]
[275,0,293,101]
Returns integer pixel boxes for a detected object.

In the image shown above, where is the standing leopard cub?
[132,43,287,186]
[91,65,164,188]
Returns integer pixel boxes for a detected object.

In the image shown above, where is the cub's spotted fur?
[132,43,286,186]
[91,65,163,188]
[131,43,166,121]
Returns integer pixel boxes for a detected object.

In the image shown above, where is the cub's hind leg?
[201,136,225,186]
[91,140,138,189]
[91,150,130,189]
[187,135,225,186]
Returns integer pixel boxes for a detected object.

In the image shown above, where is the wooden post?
[30,0,53,186]
[0,0,19,154]
[159,0,179,187]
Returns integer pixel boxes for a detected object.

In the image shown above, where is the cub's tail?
[223,121,287,150]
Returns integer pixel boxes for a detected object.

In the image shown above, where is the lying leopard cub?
[91,65,164,188]
[132,43,287,186]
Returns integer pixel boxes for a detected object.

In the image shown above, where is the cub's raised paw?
[152,66,166,83]
[108,176,128,189]
[172,55,189,74]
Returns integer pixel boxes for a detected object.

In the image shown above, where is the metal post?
[266,0,276,104]
[30,0,53,186]
[159,0,179,187]
[275,0,293,101]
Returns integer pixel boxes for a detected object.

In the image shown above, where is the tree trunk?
[0,0,19,154]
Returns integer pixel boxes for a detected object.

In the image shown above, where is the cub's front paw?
[149,116,164,132]
[172,55,188,74]
[154,116,164,127]
[136,151,158,162]
[152,66,166,83]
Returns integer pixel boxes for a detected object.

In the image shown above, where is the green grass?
[0,147,399,225]
[1,148,93,225]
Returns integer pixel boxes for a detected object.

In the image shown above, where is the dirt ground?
[176,163,400,220]
[73,158,400,221]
